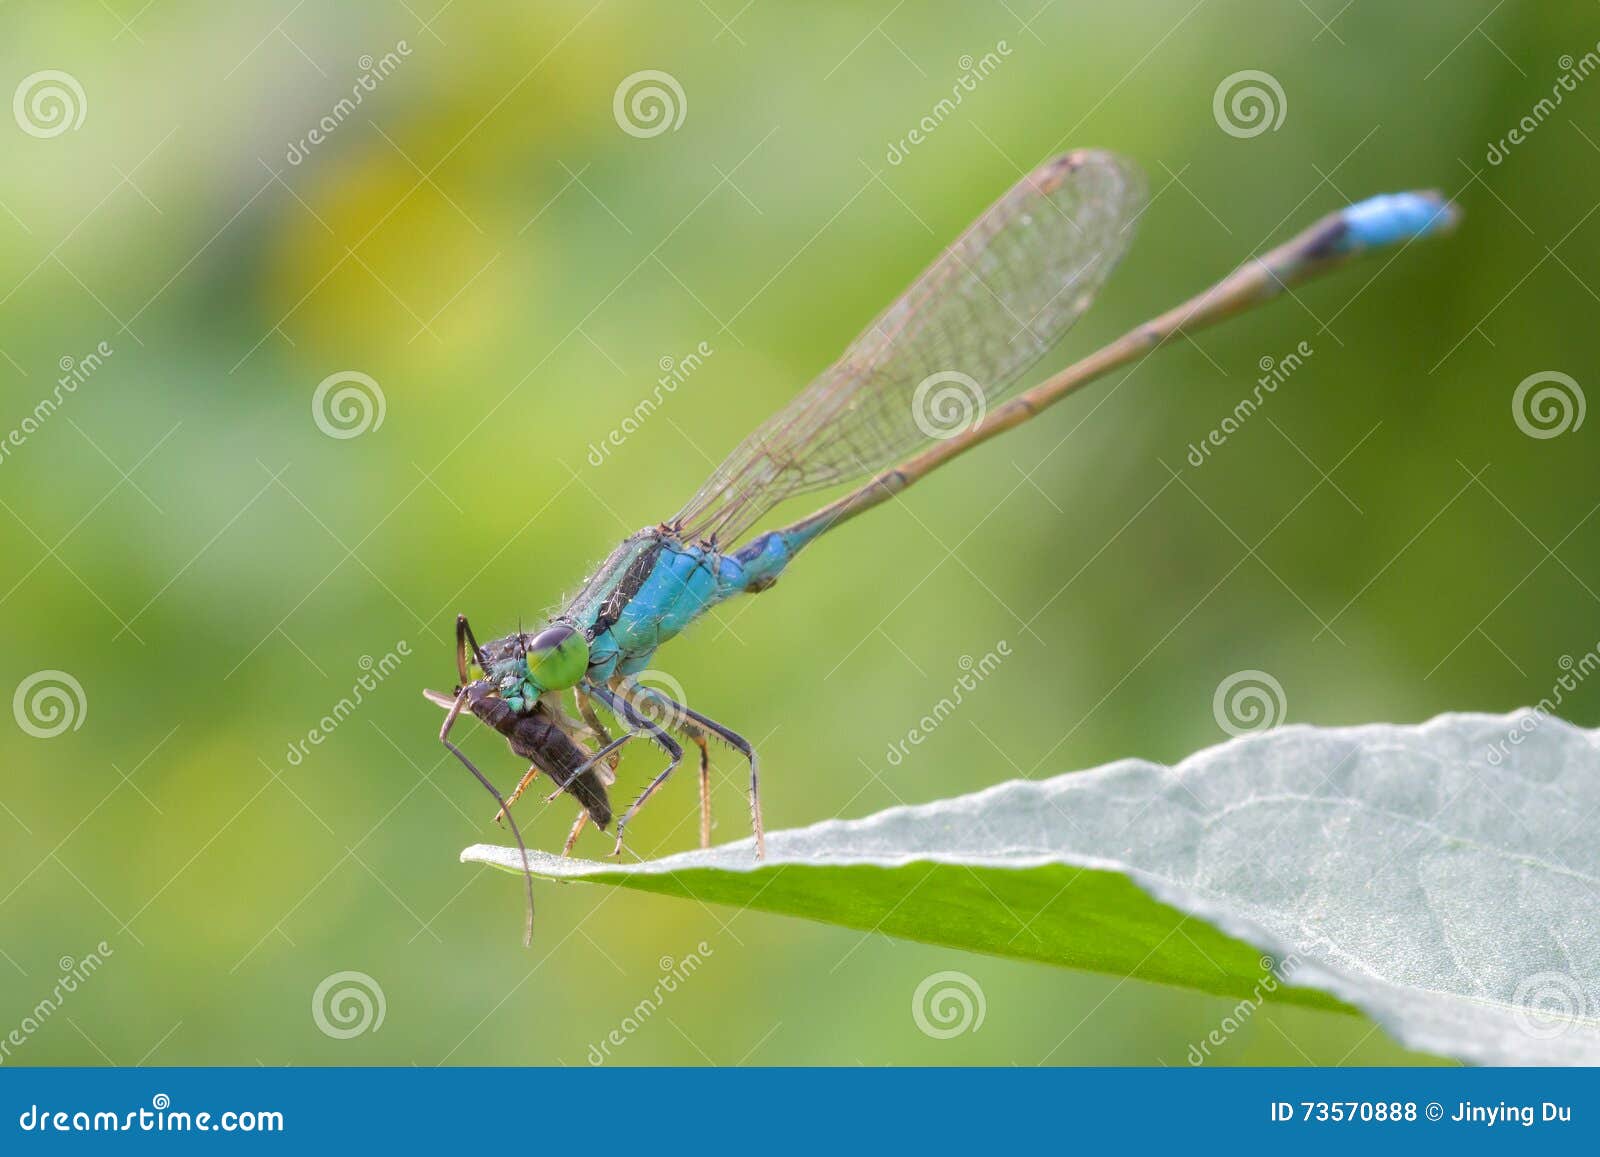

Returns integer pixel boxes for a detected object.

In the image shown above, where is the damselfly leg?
[595,712,714,847]
[584,681,684,856]
[577,687,624,775]
[625,682,765,860]
[690,730,713,849]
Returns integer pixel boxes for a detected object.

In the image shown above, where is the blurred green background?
[1,0,1595,1066]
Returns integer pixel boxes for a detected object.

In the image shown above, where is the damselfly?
[426,151,1458,943]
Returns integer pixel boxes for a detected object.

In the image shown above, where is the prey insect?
[428,150,1459,943]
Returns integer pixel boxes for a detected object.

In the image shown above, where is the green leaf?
[464,711,1600,1064]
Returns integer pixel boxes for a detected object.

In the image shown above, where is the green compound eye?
[526,624,589,690]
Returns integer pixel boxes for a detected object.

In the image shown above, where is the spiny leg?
[636,693,712,846]
[586,681,683,856]
[627,683,765,860]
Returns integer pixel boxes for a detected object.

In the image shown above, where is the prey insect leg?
[562,809,589,856]
[438,688,536,947]
[494,764,542,825]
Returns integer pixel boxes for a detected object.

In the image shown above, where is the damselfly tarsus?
[426,151,1459,943]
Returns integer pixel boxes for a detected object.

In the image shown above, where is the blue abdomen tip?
[1337,191,1459,251]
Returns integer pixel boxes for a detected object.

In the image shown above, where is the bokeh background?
[1,0,1595,1066]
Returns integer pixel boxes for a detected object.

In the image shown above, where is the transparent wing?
[673,150,1146,544]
